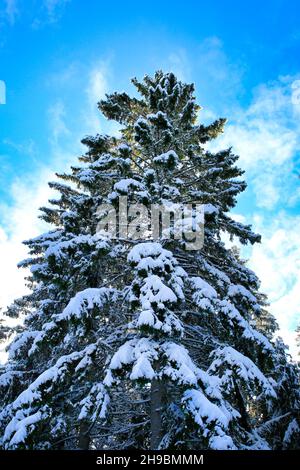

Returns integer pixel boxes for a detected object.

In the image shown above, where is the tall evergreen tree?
[0,71,299,450]
[256,337,300,449]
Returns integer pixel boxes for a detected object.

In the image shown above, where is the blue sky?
[0,0,300,356]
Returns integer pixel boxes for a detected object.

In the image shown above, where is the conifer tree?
[0,71,299,450]
[256,338,300,449]
[296,324,300,358]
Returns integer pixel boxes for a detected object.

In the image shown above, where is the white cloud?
[30,0,71,29]
[223,211,300,358]
[0,151,77,312]
[167,49,191,82]
[211,75,300,209]
[3,138,37,158]
[46,60,117,137]
[48,101,71,144]
[1,0,18,25]
[230,213,247,224]
[0,61,111,312]
[84,62,121,137]
[84,63,109,134]
[86,67,108,106]
[43,0,70,23]
[165,38,244,115]
[47,62,78,87]
[0,170,51,309]
[0,165,61,363]
[0,126,78,365]
[209,75,300,356]
[1,0,70,27]
[197,37,243,94]
[248,213,300,358]
[202,71,300,357]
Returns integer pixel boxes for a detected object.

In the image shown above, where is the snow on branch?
[209,346,276,398]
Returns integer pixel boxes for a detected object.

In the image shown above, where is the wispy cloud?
[0,61,111,313]
[43,0,70,23]
[0,0,71,29]
[1,0,18,25]
[163,38,244,115]
[197,37,244,100]
[84,61,121,137]
[249,213,300,357]
[3,138,37,158]
[48,101,71,145]
[84,63,109,134]
[0,170,51,309]
[167,49,192,82]
[212,75,300,209]
[207,74,300,356]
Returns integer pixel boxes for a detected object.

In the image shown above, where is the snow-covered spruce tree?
[256,337,300,450]
[0,71,299,450]
[224,248,300,449]
[296,324,300,357]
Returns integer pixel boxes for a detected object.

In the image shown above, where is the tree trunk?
[234,381,250,432]
[150,378,164,449]
[78,422,90,450]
